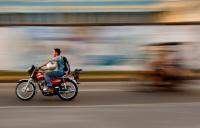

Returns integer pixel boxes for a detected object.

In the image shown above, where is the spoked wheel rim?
[59,81,77,100]
[16,82,35,100]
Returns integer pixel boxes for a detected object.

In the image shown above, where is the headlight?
[27,65,35,74]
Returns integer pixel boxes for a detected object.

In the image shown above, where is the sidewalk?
[0,71,148,83]
[0,70,199,83]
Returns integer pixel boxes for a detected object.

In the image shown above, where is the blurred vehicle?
[143,42,193,88]
[16,65,82,101]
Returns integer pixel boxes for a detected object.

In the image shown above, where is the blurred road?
[1,82,200,128]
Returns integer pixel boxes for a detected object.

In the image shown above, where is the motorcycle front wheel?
[58,80,78,101]
[16,80,36,101]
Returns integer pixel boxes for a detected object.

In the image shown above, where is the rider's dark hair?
[54,48,61,55]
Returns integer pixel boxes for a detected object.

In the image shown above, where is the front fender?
[18,79,35,85]
[19,79,29,83]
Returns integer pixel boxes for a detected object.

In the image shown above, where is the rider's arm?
[38,56,58,69]
[38,60,50,69]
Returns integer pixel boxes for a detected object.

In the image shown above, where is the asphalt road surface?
[1,81,200,128]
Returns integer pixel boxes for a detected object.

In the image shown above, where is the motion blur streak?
[0,1,200,128]
[0,26,200,71]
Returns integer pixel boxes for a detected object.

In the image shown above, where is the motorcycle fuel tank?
[36,72,45,80]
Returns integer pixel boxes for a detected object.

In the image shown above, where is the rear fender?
[65,76,78,84]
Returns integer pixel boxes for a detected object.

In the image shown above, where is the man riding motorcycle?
[38,48,65,92]
[16,48,81,101]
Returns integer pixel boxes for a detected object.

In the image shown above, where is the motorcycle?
[15,65,82,101]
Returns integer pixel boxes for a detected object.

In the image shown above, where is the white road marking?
[80,89,131,92]
[0,88,132,92]
[0,102,200,109]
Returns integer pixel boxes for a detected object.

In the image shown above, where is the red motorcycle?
[16,65,82,101]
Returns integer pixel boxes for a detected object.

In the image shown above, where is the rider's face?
[53,50,57,57]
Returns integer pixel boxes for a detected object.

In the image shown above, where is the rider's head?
[53,48,61,57]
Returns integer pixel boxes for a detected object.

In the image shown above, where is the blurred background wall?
[0,0,199,71]
[0,26,200,71]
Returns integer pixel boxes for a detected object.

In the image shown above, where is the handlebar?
[36,67,45,72]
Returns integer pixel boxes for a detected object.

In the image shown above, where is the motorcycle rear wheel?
[58,80,78,101]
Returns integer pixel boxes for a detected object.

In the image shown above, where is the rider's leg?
[44,71,64,91]
[44,72,53,87]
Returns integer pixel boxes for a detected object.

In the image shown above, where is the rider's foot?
[43,86,53,92]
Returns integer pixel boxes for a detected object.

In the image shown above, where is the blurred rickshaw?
[142,42,194,88]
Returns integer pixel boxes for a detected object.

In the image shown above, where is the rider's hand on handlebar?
[37,66,45,71]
